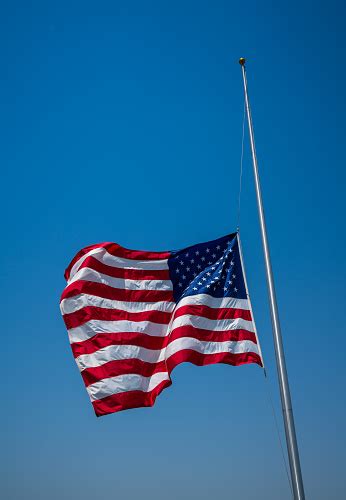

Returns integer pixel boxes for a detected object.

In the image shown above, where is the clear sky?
[2,1,346,499]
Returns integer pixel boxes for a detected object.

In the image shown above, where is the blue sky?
[2,1,345,499]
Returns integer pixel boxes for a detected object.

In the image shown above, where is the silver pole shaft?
[239,58,305,500]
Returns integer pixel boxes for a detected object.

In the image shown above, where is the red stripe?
[92,379,172,417]
[63,306,171,329]
[74,255,170,281]
[61,281,174,303]
[70,327,256,359]
[64,242,170,281]
[173,304,252,322]
[103,243,170,261]
[90,350,261,416]
[166,349,262,373]
[71,332,168,358]
[168,325,257,344]
[81,359,167,387]
[81,337,259,387]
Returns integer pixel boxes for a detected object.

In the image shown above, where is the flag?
[60,232,262,417]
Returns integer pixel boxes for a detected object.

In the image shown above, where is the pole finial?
[239,57,246,66]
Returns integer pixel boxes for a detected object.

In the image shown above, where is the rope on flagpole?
[263,371,294,498]
[236,99,246,232]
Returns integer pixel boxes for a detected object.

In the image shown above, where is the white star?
[193,272,197,277]
[206,272,211,276]
[178,283,183,287]
[234,287,238,292]
[211,280,215,284]
[197,264,201,269]
[224,287,227,291]
[206,284,211,288]
[218,269,222,273]
[182,274,186,280]
[228,280,233,285]
[208,261,212,265]
[193,287,198,291]
[214,287,217,291]
[185,252,189,257]
[212,253,216,258]
[186,266,190,272]
[206,248,210,253]
[180,260,184,265]
[211,267,215,270]
[190,259,195,264]
[201,256,205,261]
[220,256,224,260]
[230,260,234,266]
[195,250,200,256]
[198,281,202,285]
[176,268,180,273]
[216,245,221,250]
[202,277,207,281]
[229,248,233,253]
[232,274,236,279]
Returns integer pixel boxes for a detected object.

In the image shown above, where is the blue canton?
[168,233,247,303]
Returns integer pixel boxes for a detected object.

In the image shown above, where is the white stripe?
[68,319,169,343]
[176,293,250,310]
[87,371,170,402]
[170,314,255,334]
[67,267,172,291]
[60,294,175,315]
[76,335,258,372]
[69,248,104,279]
[79,337,258,386]
[69,247,168,280]
[76,344,164,371]
[165,337,259,360]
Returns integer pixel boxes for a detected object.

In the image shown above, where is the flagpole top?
[239,57,246,66]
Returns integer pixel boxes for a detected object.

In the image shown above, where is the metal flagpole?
[238,58,305,500]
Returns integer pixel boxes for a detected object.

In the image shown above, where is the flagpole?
[238,58,305,500]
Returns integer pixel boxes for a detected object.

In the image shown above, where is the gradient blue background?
[2,2,345,499]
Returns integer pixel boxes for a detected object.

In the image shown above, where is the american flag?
[60,232,262,417]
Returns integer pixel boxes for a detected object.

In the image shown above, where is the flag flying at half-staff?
[60,232,262,417]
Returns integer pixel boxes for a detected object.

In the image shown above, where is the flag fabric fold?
[60,232,262,417]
